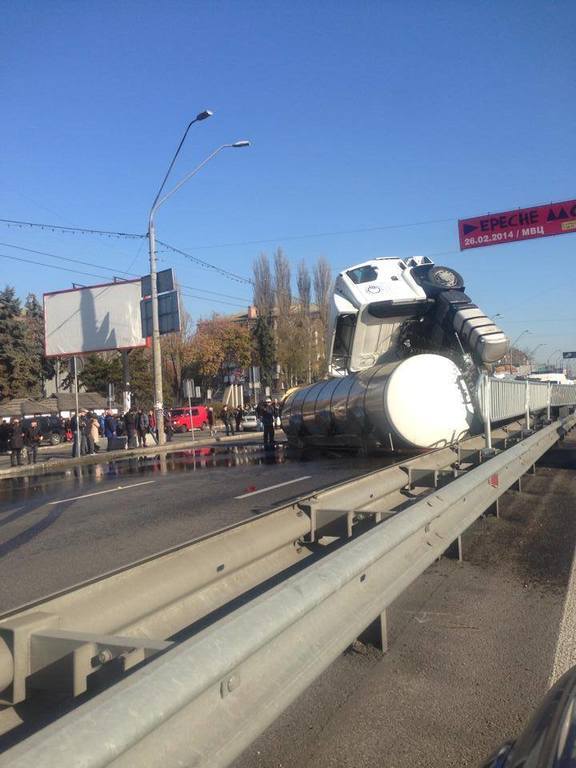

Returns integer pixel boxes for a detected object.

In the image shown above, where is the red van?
[170,406,209,433]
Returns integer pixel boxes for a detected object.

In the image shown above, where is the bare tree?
[313,256,333,377]
[252,253,274,318]
[297,260,311,314]
[274,248,292,316]
[297,261,312,382]
[313,256,332,328]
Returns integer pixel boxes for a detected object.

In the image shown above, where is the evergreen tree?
[78,353,123,396]
[0,286,26,399]
[24,293,55,389]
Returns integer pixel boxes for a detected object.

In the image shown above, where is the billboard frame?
[43,278,148,358]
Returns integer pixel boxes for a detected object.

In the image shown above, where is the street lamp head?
[231,140,250,148]
[196,110,213,121]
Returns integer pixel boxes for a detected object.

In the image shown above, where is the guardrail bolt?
[220,673,241,697]
[97,649,113,665]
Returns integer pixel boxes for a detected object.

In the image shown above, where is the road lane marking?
[234,475,312,499]
[0,506,23,517]
[48,481,156,505]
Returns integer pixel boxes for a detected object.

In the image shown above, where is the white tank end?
[384,354,474,448]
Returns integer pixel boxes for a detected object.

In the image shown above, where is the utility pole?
[147,136,250,443]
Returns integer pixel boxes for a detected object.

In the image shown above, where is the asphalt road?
[0,441,389,613]
[233,443,576,768]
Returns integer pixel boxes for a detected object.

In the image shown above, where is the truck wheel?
[427,266,464,290]
[50,433,62,446]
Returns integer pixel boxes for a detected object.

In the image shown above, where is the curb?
[0,431,281,480]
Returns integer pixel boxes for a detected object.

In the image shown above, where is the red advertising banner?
[459,198,576,251]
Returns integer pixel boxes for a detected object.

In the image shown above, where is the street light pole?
[147,110,213,446]
[148,139,250,444]
[527,343,546,371]
[508,329,530,374]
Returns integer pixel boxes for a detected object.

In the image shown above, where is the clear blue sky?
[1,0,575,367]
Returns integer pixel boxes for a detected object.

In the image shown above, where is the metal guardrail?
[3,413,574,768]
[0,431,504,711]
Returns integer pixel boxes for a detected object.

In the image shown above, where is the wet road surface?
[0,443,390,613]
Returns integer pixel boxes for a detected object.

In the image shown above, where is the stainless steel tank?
[281,354,475,451]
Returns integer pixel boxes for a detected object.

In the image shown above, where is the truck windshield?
[346,265,378,284]
[333,314,357,358]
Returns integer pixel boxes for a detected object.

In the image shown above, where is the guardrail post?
[359,609,388,653]
[480,375,495,460]
[547,382,552,421]
[525,380,531,431]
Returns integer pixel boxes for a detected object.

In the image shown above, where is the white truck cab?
[327,256,508,376]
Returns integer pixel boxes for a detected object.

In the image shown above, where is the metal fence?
[477,375,576,425]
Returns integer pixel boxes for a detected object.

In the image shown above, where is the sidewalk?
[0,429,281,480]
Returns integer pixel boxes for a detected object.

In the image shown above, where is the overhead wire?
[0,241,252,303]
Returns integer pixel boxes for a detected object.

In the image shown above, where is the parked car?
[241,412,262,431]
[21,416,67,446]
[170,406,209,433]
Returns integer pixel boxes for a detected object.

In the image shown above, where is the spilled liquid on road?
[0,443,389,507]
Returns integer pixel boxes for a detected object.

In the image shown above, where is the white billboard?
[44,280,146,357]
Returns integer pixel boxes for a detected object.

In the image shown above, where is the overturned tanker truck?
[281,256,509,452]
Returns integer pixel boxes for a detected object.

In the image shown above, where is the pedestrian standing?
[104,410,117,451]
[147,410,158,444]
[124,408,137,449]
[84,411,96,455]
[71,410,88,457]
[259,398,276,449]
[235,405,243,433]
[271,398,282,429]
[104,410,116,438]
[9,418,25,466]
[207,407,215,437]
[0,421,9,454]
[165,412,174,442]
[136,409,149,447]
[89,413,100,454]
[221,405,234,436]
[24,418,42,464]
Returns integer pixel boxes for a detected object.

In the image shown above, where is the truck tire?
[427,266,464,290]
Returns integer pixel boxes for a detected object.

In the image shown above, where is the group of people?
[99,408,171,451]
[220,398,281,448]
[220,404,246,436]
[1,397,284,467]
[0,418,44,466]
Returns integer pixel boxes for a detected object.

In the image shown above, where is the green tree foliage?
[78,353,122,396]
[24,293,55,386]
[0,287,50,399]
[189,316,252,387]
[128,348,154,408]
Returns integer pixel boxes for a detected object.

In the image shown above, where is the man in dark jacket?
[70,411,87,457]
[136,409,149,447]
[24,419,42,464]
[221,405,234,436]
[259,399,275,449]
[234,405,243,433]
[0,421,9,454]
[9,418,25,466]
[207,407,215,437]
[123,409,137,449]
